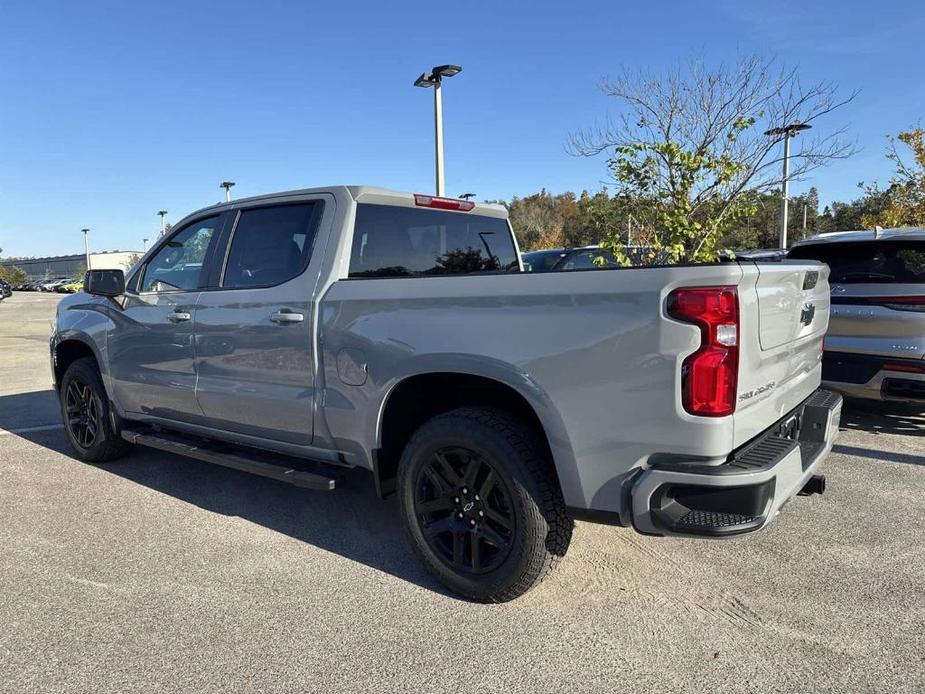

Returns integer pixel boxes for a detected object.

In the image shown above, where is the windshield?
[789,240,925,284]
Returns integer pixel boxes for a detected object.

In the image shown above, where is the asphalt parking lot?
[1,291,923,693]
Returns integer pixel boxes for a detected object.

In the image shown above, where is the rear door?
[192,197,331,445]
[789,239,925,360]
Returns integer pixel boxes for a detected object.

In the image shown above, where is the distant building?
[0,251,142,281]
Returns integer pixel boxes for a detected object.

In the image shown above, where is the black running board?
[121,428,337,490]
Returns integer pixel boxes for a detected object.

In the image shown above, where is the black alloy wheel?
[414,446,516,574]
[64,378,101,449]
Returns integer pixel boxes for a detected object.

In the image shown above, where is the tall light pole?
[765,122,812,249]
[142,238,149,252]
[414,65,462,197]
[157,210,168,236]
[220,181,235,202]
[80,228,91,270]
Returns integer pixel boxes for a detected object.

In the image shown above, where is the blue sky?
[1,0,923,257]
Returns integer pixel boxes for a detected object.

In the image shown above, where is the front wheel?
[59,357,131,463]
[397,407,573,602]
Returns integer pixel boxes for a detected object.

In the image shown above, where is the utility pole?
[764,122,812,249]
[414,65,462,197]
[802,204,807,231]
[80,228,91,270]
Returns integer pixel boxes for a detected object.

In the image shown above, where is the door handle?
[168,311,191,323]
[270,310,304,325]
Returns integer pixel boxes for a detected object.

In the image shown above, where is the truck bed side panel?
[319,264,744,512]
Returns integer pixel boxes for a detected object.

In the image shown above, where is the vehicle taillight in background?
[413,194,475,211]
[667,286,740,417]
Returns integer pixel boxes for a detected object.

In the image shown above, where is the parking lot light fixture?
[414,64,462,197]
[157,210,168,236]
[764,122,812,249]
[80,228,91,270]
[220,181,235,202]
[459,192,476,201]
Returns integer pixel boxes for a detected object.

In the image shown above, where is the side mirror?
[85,269,125,297]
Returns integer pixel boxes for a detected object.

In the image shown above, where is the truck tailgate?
[733,260,831,447]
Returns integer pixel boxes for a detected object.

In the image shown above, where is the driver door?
[108,215,225,422]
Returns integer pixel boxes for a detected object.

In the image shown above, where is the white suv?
[789,229,925,405]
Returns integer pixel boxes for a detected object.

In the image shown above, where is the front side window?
[789,240,925,284]
[348,204,519,278]
[222,202,323,288]
[140,217,219,292]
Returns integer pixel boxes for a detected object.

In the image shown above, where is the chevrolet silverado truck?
[51,186,841,602]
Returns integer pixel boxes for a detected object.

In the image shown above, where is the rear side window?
[348,204,519,278]
[789,240,925,284]
[222,202,323,288]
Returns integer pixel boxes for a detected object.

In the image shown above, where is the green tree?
[0,265,28,287]
[860,128,925,228]
[570,55,856,264]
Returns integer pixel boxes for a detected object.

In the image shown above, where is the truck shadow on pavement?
[839,397,925,437]
[9,419,452,598]
[0,389,62,432]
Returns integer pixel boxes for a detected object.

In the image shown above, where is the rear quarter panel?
[319,263,745,513]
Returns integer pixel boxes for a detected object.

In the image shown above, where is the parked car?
[789,228,925,404]
[56,278,83,293]
[39,278,70,292]
[523,245,672,271]
[0,278,12,298]
[52,186,840,602]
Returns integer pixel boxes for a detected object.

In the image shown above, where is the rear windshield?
[349,204,520,278]
[788,240,925,284]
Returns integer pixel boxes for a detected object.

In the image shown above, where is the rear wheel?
[60,357,130,463]
[398,407,572,602]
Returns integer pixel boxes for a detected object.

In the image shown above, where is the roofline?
[175,185,510,226]
[792,227,925,246]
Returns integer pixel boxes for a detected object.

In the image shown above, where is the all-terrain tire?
[397,407,572,602]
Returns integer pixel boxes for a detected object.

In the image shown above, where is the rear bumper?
[630,389,842,537]
[822,351,925,404]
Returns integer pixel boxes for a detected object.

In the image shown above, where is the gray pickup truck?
[52,186,842,601]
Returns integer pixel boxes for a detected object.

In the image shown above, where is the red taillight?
[882,362,925,374]
[413,194,475,211]
[667,286,739,417]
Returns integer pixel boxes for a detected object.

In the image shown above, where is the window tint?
[789,240,925,284]
[140,217,219,292]
[223,202,322,288]
[348,204,519,278]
